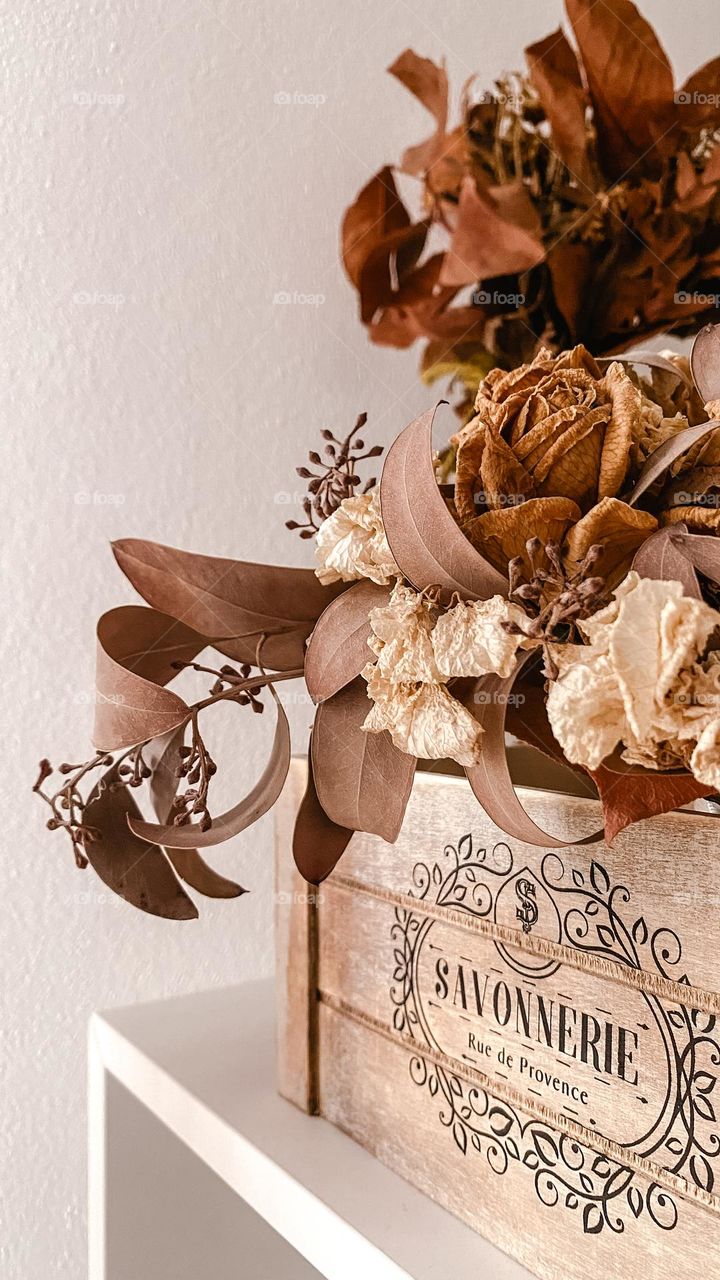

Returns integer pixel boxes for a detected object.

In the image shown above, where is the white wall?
[3,1,715,1275]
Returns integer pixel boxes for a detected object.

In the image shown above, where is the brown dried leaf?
[292,733,354,884]
[691,323,720,407]
[380,405,508,601]
[440,178,544,286]
[665,531,720,588]
[563,497,657,587]
[128,686,291,848]
[525,29,590,183]
[304,580,389,703]
[464,657,602,847]
[311,678,416,840]
[389,49,448,176]
[143,727,245,898]
[625,419,720,506]
[163,849,246,899]
[112,538,342,671]
[631,525,700,599]
[83,775,197,920]
[590,761,712,844]
[465,497,581,576]
[341,167,427,323]
[566,0,676,180]
[93,607,200,751]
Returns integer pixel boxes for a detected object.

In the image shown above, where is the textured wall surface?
[2,1,715,1275]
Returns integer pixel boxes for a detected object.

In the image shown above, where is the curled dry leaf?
[144,726,245,899]
[665,531,720,589]
[163,848,246,899]
[380,405,508,601]
[304,579,389,704]
[112,538,343,672]
[631,525,701,599]
[464,654,603,848]
[691,323,720,407]
[83,773,197,920]
[389,48,448,176]
[311,678,416,841]
[625,419,720,506]
[341,165,427,324]
[94,606,202,751]
[128,685,291,849]
[292,733,354,884]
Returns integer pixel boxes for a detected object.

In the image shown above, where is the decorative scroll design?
[390,833,720,1235]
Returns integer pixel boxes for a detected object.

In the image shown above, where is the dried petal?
[363,670,483,767]
[432,596,528,678]
[315,488,399,586]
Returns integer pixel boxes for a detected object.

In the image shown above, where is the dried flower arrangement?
[34,323,720,917]
[341,0,720,413]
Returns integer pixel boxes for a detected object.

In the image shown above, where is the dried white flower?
[315,488,399,586]
[691,720,720,790]
[363,666,483,767]
[546,652,627,770]
[432,596,528,679]
[547,572,720,775]
[367,583,440,683]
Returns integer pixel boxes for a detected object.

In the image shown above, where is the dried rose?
[455,348,646,519]
[315,488,399,586]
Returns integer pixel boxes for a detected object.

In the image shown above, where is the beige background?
[2,1,717,1275]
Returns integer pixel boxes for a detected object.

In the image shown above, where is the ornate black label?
[390,834,720,1236]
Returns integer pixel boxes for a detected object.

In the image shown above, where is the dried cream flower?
[690,720,720,790]
[361,582,484,766]
[432,595,528,679]
[315,488,399,586]
[546,651,628,770]
[547,572,720,775]
[363,666,483,767]
[367,583,440,683]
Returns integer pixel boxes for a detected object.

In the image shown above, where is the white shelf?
[90,979,532,1280]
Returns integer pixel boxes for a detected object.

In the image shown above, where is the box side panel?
[318,1002,717,1280]
[274,757,318,1113]
[331,771,720,1007]
[316,880,720,1202]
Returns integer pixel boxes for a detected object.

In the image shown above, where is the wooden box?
[275,755,720,1279]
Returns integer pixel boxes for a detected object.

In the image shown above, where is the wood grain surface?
[276,758,720,1277]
